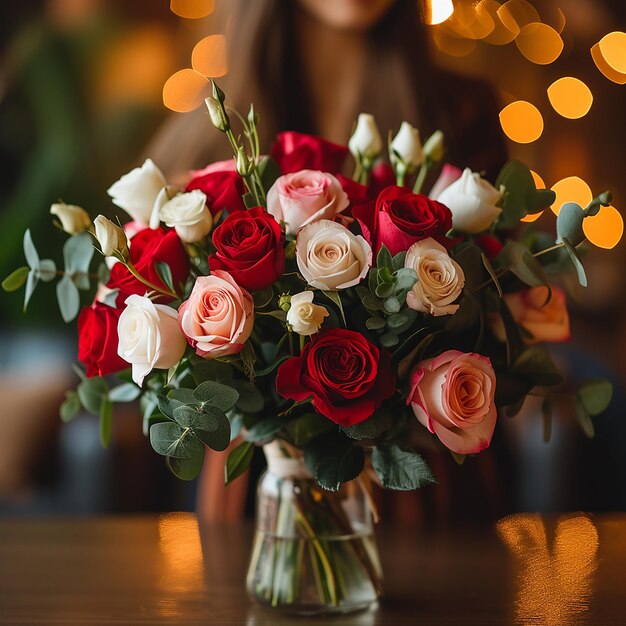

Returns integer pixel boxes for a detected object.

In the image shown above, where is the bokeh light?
[444,1,495,40]
[482,0,518,46]
[170,0,215,19]
[498,0,539,35]
[521,171,547,223]
[550,177,593,216]
[426,0,454,25]
[515,23,564,65]
[499,101,544,144]
[591,32,626,85]
[163,68,211,112]
[547,77,593,120]
[191,34,228,77]
[433,28,478,57]
[583,205,624,249]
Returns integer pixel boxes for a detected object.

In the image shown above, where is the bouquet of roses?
[2,81,614,611]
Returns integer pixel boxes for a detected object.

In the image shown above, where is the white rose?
[50,202,91,235]
[296,220,372,291]
[94,215,128,258]
[390,122,423,173]
[423,130,445,163]
[286,291,329,336]
[404,237,465,316]
[436,168,502,234]
[117,294,187,386]
[349,113,383,161]
[107,158,167,226]
[158,190,213,243]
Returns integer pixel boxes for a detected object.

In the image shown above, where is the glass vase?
[246,442,383,615]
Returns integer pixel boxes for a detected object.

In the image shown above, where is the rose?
[286,291,329,336]
[78,302,128,378]
[209,207,285,291]
[107,227,189,301]
[408,350,497,454]
[296,219,372,290]
[353,186,452,255]
[349,113,383,162]
[276,328,395,426]
[117,295,187,386]
[404,238,465,316]
[266,170,350,236]
[271,131,348,175]
[390,122,423,174]
[436,168,502,234]
[158,189,213,243]
[94,215,128,258]
[50,202,91,235]
[107,159,166,226]
[429,163,462,200]
[423,130,445,163]
[185,161,246,217]
[494,286,570,344]
[178,270,254,358]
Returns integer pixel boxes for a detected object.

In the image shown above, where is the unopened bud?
[423,130,445,163]
[349,113,383,163]
[390,122,423,174]
[278,294,292,312]
[205,96,230,132]
[211,79,226,104]
[235,146,252,177]
[94,215,128,259]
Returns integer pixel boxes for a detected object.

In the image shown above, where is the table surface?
[0,513,624,625]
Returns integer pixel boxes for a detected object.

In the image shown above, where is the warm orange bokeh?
[550,176,593,216]
[499,101,544,144]
[547,77,593,120]
[170,0,215,20]
[425,0,454,26]
[515,22,564,65]
[520,170,547,223]
[191,34,228,77]
[163,68,211,113]
[583,205,624,250]
[497,0,539,34]
[591,32,626,85]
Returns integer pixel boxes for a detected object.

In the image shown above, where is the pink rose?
[178,270,254,358]
[498,286,570,344]
[408,350,497,455]
[266,170,349,236]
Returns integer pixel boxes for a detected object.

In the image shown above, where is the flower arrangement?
[2,81,615,612]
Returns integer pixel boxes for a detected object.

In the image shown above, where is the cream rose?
[50,202,91,235]
[94,215,128,258]
[296,220,372,291]
[404,238,465,316]
[436,168,502,234]
[349,113,383,161]
[494,286,570,344]
[286,291,329,336]
[178,270,254,358]
[408,350,497,455]
[158,189,213,243]
[390,122,423,173]
[117,294,187,386]
[266,170,349,236]
[107,158,166,226]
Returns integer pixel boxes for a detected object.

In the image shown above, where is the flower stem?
[124,261,178,299]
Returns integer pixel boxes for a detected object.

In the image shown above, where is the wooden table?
[0,513,624,625]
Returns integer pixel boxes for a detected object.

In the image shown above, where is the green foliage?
[480,253,502,297]
[498,241,548,289]
[60,391,81,423]
[341,411,393,441]
[561,237,588,287]
[556,202,586,247]
[99,397,113,448]
[245,414,286,442]
[192,380,239,411]
[577,379,613,416]
[225,440,255,484]
[155,262,174,293]
[304,435,365,492]
[511,346,563,387]
[283,413,335,447]
[2,266,29,292]
[56,275,80,323]
[108,383,142,403]
[371,444,435,490]
[77,376,108,415]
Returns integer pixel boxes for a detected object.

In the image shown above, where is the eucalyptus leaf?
[193,380,239,411]
[56,274,80,323]
[304,438,365,492]
[366,317,386,331]
[561,237,588,287]
[193,412,231,451]
[577,379,613,416]
[77,377,108,415]
[394,268,417,290]
[372,444,436,490]
[63,232,94,276]
[575,400,595,438]
[284,413,335,447]
[109,383,142,403]
[377,244,393,270]
[383,297,401,314]
[60,391,81,423]
[168,388,196,404]
[173,404,225,431]
[155,262,174,292]
[37,259,57,283]
[150,422,193,458]
[499,241,548,288]
[246,414,286,442]
[556,202,586,247]
[511,346,563,386]
[23,230,39,269]
[2,266,29,292]
[380,333,400,348]
[230,379,264,413]
[225,440,254,484]
[167,450,204,481]
[23,270,38,312]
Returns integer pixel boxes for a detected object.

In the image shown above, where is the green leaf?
[380,332,399,348]
[556,202,586,247]
[242,191,257,209]
[499,241,548,288]
[23,229,39,269]
[480,253,502,298]
[372,445,436,490]
[284,413,335,446]
[225,440,254,484]
[391,251,407,271]
[542,397,552,443]
[322,290,347,326]
[253,287,274,308]
[229,380,264,413]
[362,294,383,311]
[511,346,563,386]
[60,391,81,423]
[257,157,281,192]
[394,267,417,290]
[2,266,29,292]
[577,379,613,416]
[109,383,141,403]
[305,438,365,492]
[77,377,108,415]
[192,381,239,411]
[56,274,80,322]
[575,399,595,438]
[561,237,588,287]
[190,358,234,385]
[375,282,395,299]
[173,404,225,432]
[99,397,113,449]
[193,413,231,451]
[150,422,205,458]
[155,262,174,292]
[245,414,287,442]
[383,297,401,314]
[63,233,94,290]
[366,317,386,331]
[167,451,204,481]
[23,270,38,312]
[341,411,393,440]
[376,244,393,270]
[168,388,196,404]
[38,259,57,283]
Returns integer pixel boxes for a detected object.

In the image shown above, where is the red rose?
[107,227,189,301]
[271,131,348,175]
[369,163,398,197]
[475,234,504,260]
[185,161,246,217]
[208,207,285,291]
[78,302,128,378]
[353,186,452,256]
[276,328,396,427]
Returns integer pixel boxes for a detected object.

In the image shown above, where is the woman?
[148,0,509,522]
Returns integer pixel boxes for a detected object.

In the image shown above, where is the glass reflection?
[497,513,598,625]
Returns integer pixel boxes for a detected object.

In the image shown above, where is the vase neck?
[263,441,313,480]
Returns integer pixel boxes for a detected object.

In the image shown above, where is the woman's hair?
[149,0,506,180]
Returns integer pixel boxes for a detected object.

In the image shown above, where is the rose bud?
[50,202,92,235]
[107,159,166,226]
[286,291,329,336]
[349,113,383,162]
[158,189,213,243]
[94,215,129,259]
[436,168,502,234]
[390,122,423,175]
[423,130,445,163]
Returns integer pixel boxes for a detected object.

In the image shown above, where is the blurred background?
[0,0,624,518]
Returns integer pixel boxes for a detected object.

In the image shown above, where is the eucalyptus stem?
[124,261,178,299]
